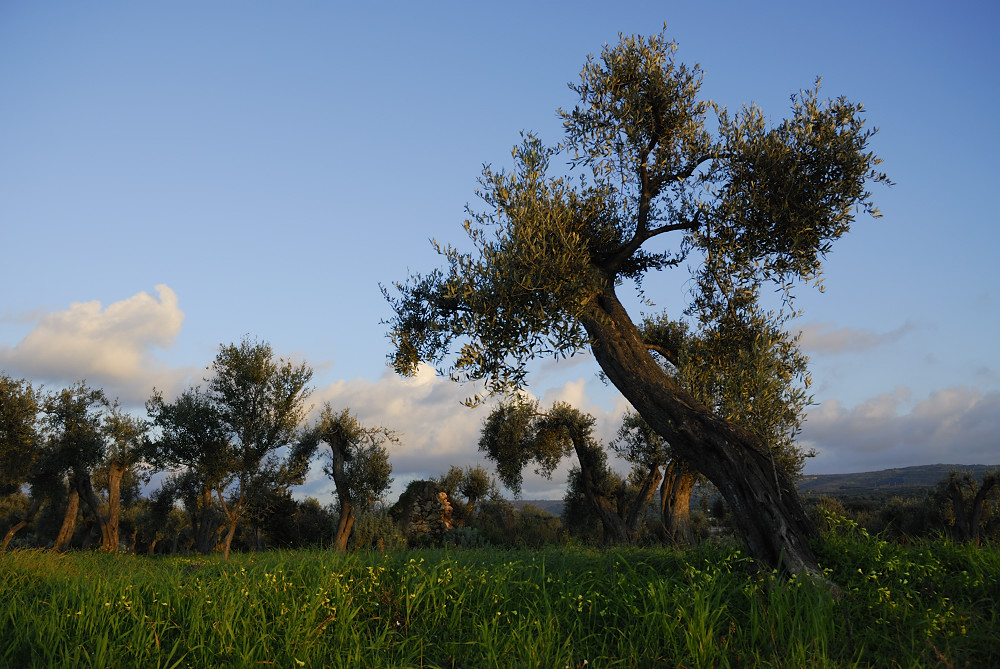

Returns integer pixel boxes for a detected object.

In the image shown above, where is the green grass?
[2,534,997,668]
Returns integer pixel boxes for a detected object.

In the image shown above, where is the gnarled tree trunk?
[570,437,632,544]
[581,284,820,576]
[76,470,117,552]
[53,483,80,552]
[570,437,661,544]
[333,502,355,552]
[328,430,357,552]
[194,487,221,554]
[661,461,696,545]
[217,486,244,561]
[105,464,125,552]
[624,465,663,538]
[1,497,42,551]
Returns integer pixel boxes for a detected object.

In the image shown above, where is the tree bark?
[328,434,356,552]
[53,483,80,552]
[621,464,662,540]
[568,436,632,543]
[568,437,661,544]
[1,497,42,551]
[580,283,821,576]
[76,471,116,552]
[194,487,220,555]
[221,516,238,561]
[660,461,696,545]
[105,464,125,553]
[333,502,355,552]
[217,487,243,561]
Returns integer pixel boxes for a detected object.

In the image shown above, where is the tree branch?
[596,210,701,273]
[644,342,679,367]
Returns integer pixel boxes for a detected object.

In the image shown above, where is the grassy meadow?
[2,524,999,668]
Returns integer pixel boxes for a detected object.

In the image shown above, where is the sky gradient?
[2,1,997,501]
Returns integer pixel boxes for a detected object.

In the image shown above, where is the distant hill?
[512,465,1000,513]
[511,500,564,516]
[797,463,999,495]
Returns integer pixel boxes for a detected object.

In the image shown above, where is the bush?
[442,526,488,548]
[350,511,406,551]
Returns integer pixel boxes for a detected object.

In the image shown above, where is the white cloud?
[0,285,197,404]
[798,321,915,355]
[307,363,492,480]
[801,386,1000,473]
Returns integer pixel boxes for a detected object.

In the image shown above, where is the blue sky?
[2,1,997,500]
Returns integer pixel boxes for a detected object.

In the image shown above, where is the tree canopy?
[386,32,887,401]
[0,374,41,496]
[147,337,313,559]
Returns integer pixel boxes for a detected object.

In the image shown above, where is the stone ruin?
[394,480,453,542]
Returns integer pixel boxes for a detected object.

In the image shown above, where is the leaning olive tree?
[384,31,888,576]
[628,310,816,545]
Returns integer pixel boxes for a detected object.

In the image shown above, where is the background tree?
[645,310,815,476]
[92,403,150,553]
[235,453,315,551]
[296,404,394,552]
[610,411,693,544]
[458,465,497,517]
[147,387,233,555]
[41,382,114,552]
[122,484,182,554]
[291,497,340,548]
[933,470,999,545]
[620,311,814,545]
[433,464,500,524]
[480,399,658,543]
[206,337,313,560]
[0,375,44,550]
[384,31,887,574]
[0,375,42,495]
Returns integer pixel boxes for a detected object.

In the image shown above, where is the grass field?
[2,523,998,668]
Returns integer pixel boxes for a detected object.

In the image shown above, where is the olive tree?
[0,374,43,550]
[147,338,312,559]
[434,464,501,523]
[295,405,394,552]
[207,338,313,560]
[41,382,110,552]
[94,403,150,553]
[933,470,1000,545]
[146,387,233,554]
[384,31,888,575]
[611,411,689,543]
[623,310,815,545]
[480,399,658,544]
